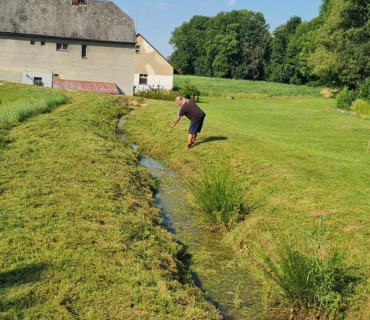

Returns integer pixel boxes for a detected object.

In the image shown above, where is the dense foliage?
[169,10,270,80]
[169,0,370,92]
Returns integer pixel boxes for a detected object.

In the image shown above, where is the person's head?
[175,96,184,106]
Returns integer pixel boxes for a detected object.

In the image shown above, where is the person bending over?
[170,96,206,150]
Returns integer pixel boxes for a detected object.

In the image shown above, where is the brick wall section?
[53,79,119,95]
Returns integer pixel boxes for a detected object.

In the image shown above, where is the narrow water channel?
[117,117,256,319]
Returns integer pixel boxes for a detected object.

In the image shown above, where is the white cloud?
[227,0,236,6]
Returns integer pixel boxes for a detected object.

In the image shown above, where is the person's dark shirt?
[177,99,205,122]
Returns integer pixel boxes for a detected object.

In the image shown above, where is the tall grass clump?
[186,165,246,230]
[261,217,362,319]
[0,89,66,127]
[134,88,179,101]
[351,99,370,116]
[0,84,66,147]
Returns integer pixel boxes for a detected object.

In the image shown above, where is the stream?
[117,117,256,319]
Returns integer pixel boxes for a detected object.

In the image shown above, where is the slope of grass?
[0,81,67,148]
[0,84,220,319]
[126,95,370,319]
[0,82,66,126]
[174,75,323,98]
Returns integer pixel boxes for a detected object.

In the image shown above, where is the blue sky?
[114,0,324,58]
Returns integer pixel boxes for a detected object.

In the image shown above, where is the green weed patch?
[261,217,362,319]
[186,165,246,230]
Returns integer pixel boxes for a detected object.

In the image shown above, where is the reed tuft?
[261,216,362,319]
[186,165,246,230]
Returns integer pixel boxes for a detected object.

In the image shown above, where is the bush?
[351,99,370,116]
[134,88,179,101]
[180,81,200,101]
[261,216,362,319]
[336,87,358,110]
[186,165,246,230]
[357,78,370,101]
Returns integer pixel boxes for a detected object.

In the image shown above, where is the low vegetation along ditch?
[1,77,369,320]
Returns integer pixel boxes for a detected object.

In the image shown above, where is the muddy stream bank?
[117,117,256,319]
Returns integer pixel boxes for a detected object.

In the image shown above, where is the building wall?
[134,74,173,91]
[0,35,135,95]
[134,35,173,90]
[23,71,53,87]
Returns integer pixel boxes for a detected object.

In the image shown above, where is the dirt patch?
[129,100,148,107]
[343,224,364,233]
[310,210,329,217]
[321,88,339,98]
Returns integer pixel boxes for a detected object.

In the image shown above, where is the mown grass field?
[127,78,370,319]
[0,82,220,319]
[174,74,323,98]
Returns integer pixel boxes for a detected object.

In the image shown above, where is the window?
[41,41,45,46]
[139,74,148,85]
[30,41,35,45]
[34,77,43,86]
[56,43,69,51]
[135,45,140,53]
[72,0,87,5]
[82,45,87,58]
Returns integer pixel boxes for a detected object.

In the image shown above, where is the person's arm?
[170,116,181,128]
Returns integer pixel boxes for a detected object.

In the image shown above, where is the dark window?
[139,74,148,85]
[72,0,87,4]
[56,43,69,51]
[82,45,87,58]
[34,77,43,86]
[30,41,35,45]
[135,45,140,53]
[41,41,45,46]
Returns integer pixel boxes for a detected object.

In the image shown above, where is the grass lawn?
[126,95,370,319]
[174,75,323,98]
[0,83,221,319]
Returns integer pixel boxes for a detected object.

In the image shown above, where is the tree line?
[169,0,370,90]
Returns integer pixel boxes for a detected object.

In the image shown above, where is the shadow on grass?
[177,245,230,319]
[0,263,47,288]
[195,136,228,146]
[0,264,47,312]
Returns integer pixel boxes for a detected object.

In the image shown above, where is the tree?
[169,15,211,75]
[208,23,239,78]
[284,16,323,85]
[309,0,370,88]
[265,16,302,83]
[169,10,270,80]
